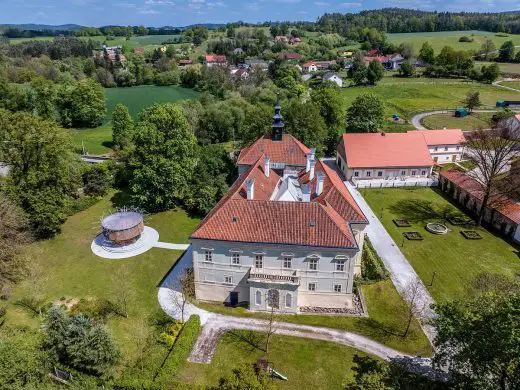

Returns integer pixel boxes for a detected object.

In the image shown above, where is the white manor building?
[336,129,466,181]
[189,102,368,312]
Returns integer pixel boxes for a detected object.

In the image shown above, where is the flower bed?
[403,231,424,241]
[461,230,483,240]
[393,219,411,227]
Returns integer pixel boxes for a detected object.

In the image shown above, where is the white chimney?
[309,160,316,181]
[302,183,311,202]
[263,156,270,178]
[246,179,255,200]
[316,172,325,196]
[306,153,312,173]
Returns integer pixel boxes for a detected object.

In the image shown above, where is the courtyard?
[362,187,520,302]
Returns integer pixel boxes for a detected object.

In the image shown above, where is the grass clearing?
[501,80,520,90]
[4,192,201,378]
[475,61,520,75]
[182,331,373,389]
[387,30,520,55]
[421,112,495,130]
[340,81,520,121]
[362,187,520,303]
[197,279,432,356]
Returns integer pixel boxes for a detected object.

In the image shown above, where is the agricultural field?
[73,85,199,154]
[182,332,373,389]
[387,30,520,55]
[421,112,495,130]
[475,61,520,76]
[340,80,520,120]
[362,187,520,303]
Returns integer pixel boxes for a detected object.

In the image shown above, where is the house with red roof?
[439,169,520,243]
[190,101,368,312]
[337,130,466,182]
[205,54,227,67]
[280,52,303,61]
[302,61,318,72]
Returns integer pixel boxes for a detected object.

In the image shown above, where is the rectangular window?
[231,253,240,265]
[336,261,345,272]
[354,171,359,177]
[456,146,460,151]
[334,284,342,293]
[401,170,406,175]
[308,259,318,271]
[377,171,383,177]
[366,171,372,177]
[224,276,232,284]
[421,170,426,176]
[255,255,263,269]
[308,282,316,291]
[283,257,292,269]
[411,170,416,176]
[204,250,213,262]
[434,146,438,151]
[444,147,448,151]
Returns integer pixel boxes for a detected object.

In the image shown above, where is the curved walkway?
[493,80,520,93]
[157,247,420,364]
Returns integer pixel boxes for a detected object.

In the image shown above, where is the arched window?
[255,290,262,306]
[285,293,292,308]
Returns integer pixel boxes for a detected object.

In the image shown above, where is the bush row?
[361,236,389,282]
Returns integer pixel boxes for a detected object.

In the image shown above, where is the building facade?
[190,102,368,312]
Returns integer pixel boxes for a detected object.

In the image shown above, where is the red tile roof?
[237,134,311,167]
[205,54,227,63]
[191,151,367,248]
[413,129,466,146]
[281,52,303,60]
[440,169,520,224]
[338,132,434,169]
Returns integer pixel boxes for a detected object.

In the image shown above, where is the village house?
[364,54,404,70]
[411,129,466,163]
[302,61,318,72]
[280,52,303,61]
[205,54,228,67]
[243,59,270,70]
[439,169,520,243]
[178,59,193,67]
[323,72,343,87]
[190,102,368,312]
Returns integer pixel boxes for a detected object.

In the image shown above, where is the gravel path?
[410,109,506,130]
[493,80,520,93]
[344,182,437,343]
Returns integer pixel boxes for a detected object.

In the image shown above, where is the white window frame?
[308,258,319,271]
[204,250,213,262]
[308,282,316,291]
[434,146,438,151]
[231,253,240,265]
[224,275,232,285]
[336,260,346,272]
[365,170,372,177]
[421,170,427,176]
[401,170,406,176]
[333,284,342,293]
[283,257,292,269]
[255,254,263,269]
[255,290,262,305]
[285,293,292,308]
[444,146,448,151]
[377,171,383,177]
[353,171,360,177]
[411,170,416,176]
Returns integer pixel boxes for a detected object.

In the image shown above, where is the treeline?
[2,27,76,38]
[317,8,520,35]
[6,36,96,59]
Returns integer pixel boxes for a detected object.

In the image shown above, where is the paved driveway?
[344,182,437,343]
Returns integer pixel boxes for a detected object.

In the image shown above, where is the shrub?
[159,320,184,348]
[70,298,119,321]
[155,70,180,86]
[459,36,473,42]
[361,237,389,282]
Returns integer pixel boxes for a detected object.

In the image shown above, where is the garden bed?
[403,231,424,241]
[461,230,483,240]
[393,219,411,227]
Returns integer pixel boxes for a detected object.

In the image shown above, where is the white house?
[411,129,466,163]
[302,61,318,72]
[190,102,368,312]
[323,72,343,87]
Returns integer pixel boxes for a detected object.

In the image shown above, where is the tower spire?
[271,93,284,141]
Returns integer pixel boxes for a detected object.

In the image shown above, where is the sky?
[0,0,518,27]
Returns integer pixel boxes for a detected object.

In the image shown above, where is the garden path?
[344,182,437,343]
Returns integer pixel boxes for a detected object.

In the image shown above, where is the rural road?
[157,247,423,364]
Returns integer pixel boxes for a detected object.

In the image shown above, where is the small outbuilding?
[322,72,343,87]
[101,211,144,246]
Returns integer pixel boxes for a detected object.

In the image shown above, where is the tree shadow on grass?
[102,140,114,149]
[110,190,133,208]
[223,330,266,353]
[389,199,462,223]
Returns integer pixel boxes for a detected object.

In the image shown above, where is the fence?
[354,179,439,189]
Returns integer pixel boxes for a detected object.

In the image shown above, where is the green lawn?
[362,187,520,303]
[421,112,495,130]
[340,81,520,122]
[475,61,520,75]
[501,80,520,90]
[72,85,199,155]
[388,30,520,55]
[182,332,374,389]
[5,192,201,376]
[197,279,432,356]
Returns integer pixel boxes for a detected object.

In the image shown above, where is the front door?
[230,292,239,306]
[452,155,457,162]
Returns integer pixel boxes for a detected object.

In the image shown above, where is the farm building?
[323,72,343,87]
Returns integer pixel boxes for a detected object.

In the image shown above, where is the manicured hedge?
[361,237,389,282]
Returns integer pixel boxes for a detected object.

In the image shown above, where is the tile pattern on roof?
[237,134,311,166]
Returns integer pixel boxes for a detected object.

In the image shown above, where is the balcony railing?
[248,267,300,285]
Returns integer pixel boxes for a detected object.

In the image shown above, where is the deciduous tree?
[112,103,134,150]
[462,91,482,113]
[367,60,385,85]
[345,93,385,133]
[418,41,435,65]
[498,40,515,62]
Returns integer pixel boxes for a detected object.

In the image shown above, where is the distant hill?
[0,24,84,32]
